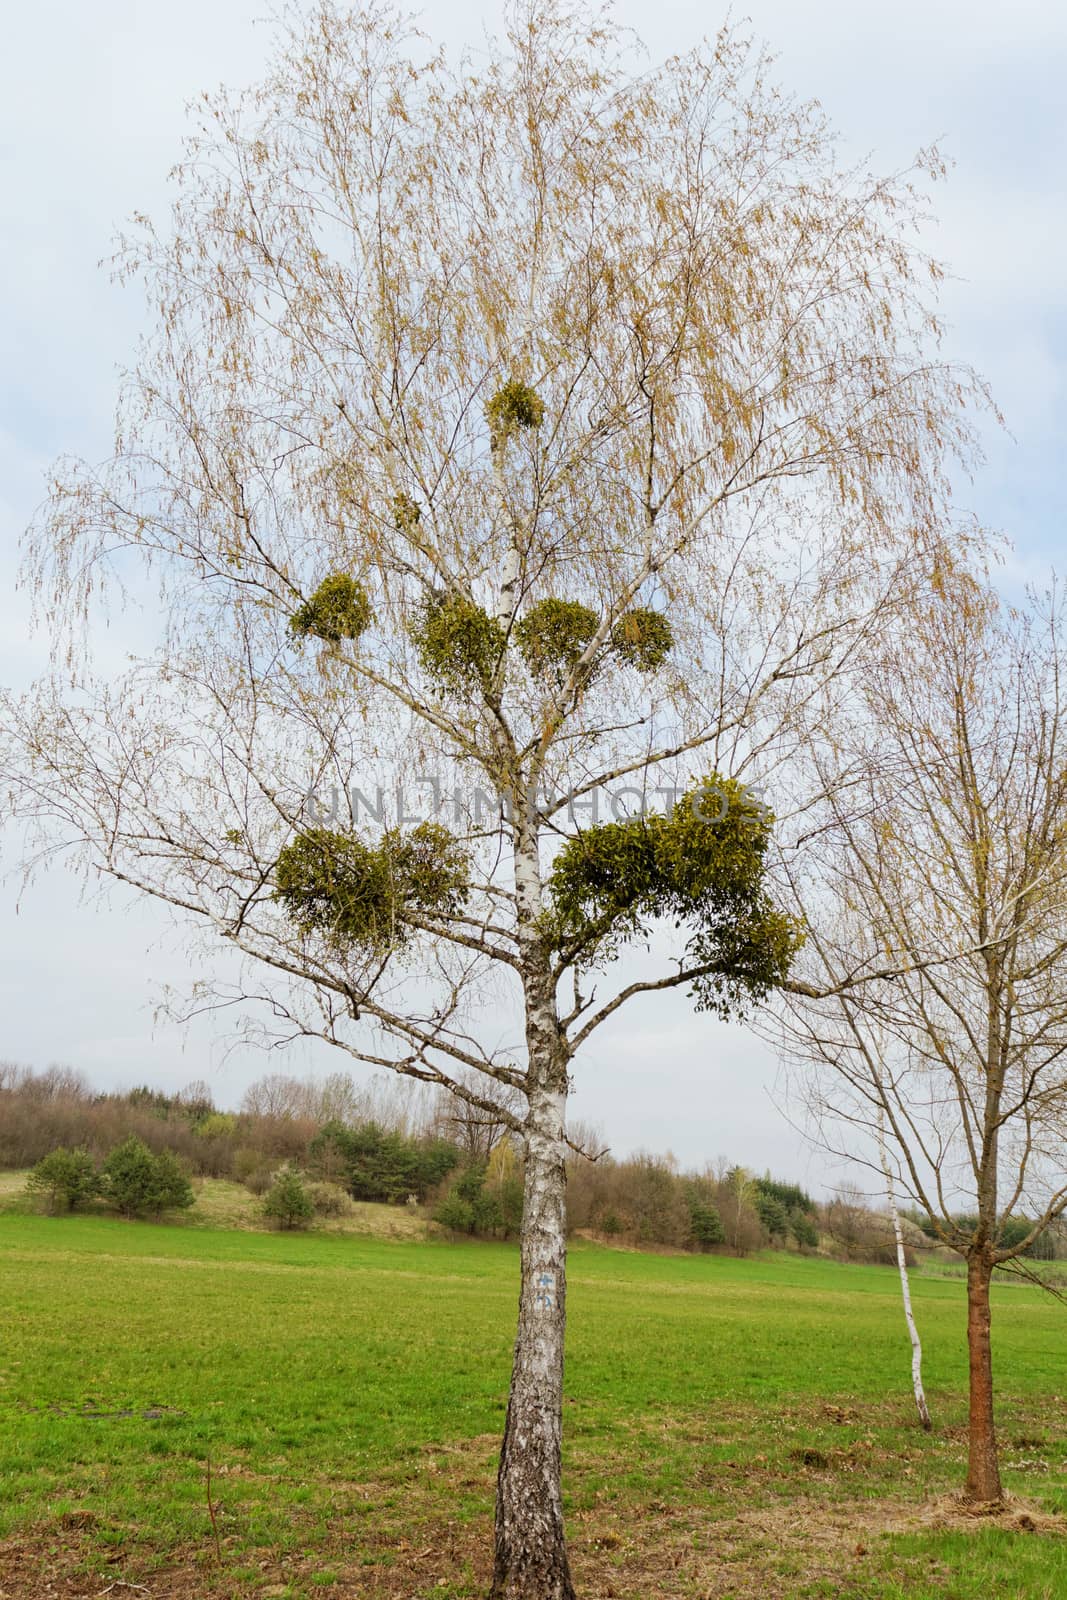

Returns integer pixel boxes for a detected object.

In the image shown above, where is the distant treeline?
[4,1062,1061,1260]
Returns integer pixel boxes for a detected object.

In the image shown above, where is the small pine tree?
[102,1136,162,1217]
[434,1191,477,1235]
[688,1197,725,1250]
[754,1192,790,1240]
[101,1136,194,1218]
[455,1163,503,1235]
[26,1147,99,1214]
[148,1148,195,1215]
[433,1163,508,1236]
[790,1210,819,1250]
[262,1166,314,1230]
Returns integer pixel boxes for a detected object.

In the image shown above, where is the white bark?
[879,1121,932,1431]
[492,1082,572,1597]
[491,823,575,1600]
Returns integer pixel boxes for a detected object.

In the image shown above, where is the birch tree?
[778,568,1067,1505]
[878,1105,932,1431]
[5,3,979,1592]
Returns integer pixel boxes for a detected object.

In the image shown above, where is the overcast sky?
[1,1,1065,1193]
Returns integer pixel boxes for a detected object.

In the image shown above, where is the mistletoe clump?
[274,821,470,952]
[610,607,674,672]
[545,775,802,1017]
[515,598,600,680]
[413,590,506,694]
[392,492,421,532]
[288,574,374,645]
[485,379,545,449]
[387,822,472,911]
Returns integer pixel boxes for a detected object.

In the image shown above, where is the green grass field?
[1,1211,1065,1598]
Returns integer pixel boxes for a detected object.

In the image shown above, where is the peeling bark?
[491,1078,573,1600]
[490,817,576,1600]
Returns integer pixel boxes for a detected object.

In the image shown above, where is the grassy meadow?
[0,1198,1065,1597]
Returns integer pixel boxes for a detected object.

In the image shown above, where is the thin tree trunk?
[491,1078,574,1600]
[964,1251,1002,1504]
[878,1124,931,1430]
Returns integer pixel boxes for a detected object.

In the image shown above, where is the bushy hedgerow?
[754,1175,817,1215]
[308,1118,459,1204]
[914,1210,1054,1259]
[305,1180,353,1218]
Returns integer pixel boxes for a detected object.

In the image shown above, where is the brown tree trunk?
[964,1250,1002,1504]
[491,1079,574,1600]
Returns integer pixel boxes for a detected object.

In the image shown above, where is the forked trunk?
[964,1251,1002,1504]
[491,1080,574,1600]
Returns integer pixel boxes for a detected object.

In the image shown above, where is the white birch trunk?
[492,1077,573,1599]
[878,1123,932,1431]
[491,826,575,1599]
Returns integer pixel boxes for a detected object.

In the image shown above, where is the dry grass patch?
[5,1491,1064,1600]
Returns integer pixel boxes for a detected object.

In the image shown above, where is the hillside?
[0,1169,431,1241]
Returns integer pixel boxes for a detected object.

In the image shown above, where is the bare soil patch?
[2,1489,1063,1600]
